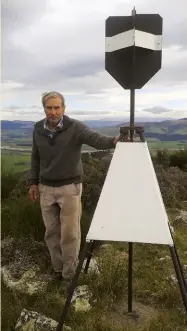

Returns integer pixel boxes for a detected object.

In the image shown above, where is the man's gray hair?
[42,91,65,107]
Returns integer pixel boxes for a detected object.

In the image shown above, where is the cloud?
[1,0,49,33]
[1,0,187,121]
[1,81,25,90]
[1,105,186,123]
[142,107,170,114]
[136,0,187,47]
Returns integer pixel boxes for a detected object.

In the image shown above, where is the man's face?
[44,97,65,125]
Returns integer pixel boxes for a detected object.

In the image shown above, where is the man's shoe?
[52,272,62,281]
[59,277,72,293]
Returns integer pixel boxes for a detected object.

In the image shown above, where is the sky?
[1,0,187,122]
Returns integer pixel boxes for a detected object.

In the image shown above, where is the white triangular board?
[87,142,173,245]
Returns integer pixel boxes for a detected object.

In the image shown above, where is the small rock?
[15,308,71,331]
[183,265,187,271]
[100,244,113,250]
[74,298,91,312]
[169,274,178,284]
[174,211,187,224]
[72,285,92,312]
[72,285,92,301]
[159,256,171,262]
[170,225,175,234]
[82,258,100,275]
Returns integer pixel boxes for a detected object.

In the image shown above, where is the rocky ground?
[1,208,187,331]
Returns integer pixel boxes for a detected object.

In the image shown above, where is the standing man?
[28,91,120,284]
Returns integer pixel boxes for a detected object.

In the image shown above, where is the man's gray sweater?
[29,115,115,187]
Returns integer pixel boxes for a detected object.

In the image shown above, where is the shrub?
[1,161,20,200]
[155,165,187,207]
[169,148,187,171]
[82,155,110,213]
[152,148,187,172]
[8,171,29,200]
[1,197,45,240]
[152,149,170,169]
[2,153,111,215]
[1,195,92,255]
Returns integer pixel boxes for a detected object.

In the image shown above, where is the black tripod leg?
[55,242,89,331]
[140,132,145,143]
[168,225,187,291]
[169,245,187,313]
[128,242,133,312]
[84,240,95,274]
[173,244,187,291]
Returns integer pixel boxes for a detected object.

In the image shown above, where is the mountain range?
[1,118,187,144]
[1,117,187,130]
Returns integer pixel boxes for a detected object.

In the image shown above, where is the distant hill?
[1,119,124,130]
[1,120,34,130]
[1,117,187,131]
[1,118,187,144]
[118,118,187,133]
[0,119,157,130]
[95,118,187,142]
[143,118,187,140]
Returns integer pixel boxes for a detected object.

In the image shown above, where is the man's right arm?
[28,130,40,196]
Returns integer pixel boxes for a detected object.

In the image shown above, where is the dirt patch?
[102,300,158,330]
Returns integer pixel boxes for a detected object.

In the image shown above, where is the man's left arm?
[76,121,119,149]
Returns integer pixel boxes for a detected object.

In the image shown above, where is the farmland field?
[1,152,31,173]
[1,139,186,174]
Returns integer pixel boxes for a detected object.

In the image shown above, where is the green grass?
[1,139,186,175]
[1,203,187,330]
[2,231,187,330]
[148,141,186,150]
[146,126,165,134]
[1,279,68,331]
[174,129,187,134]
[1,197,45,240]
[1,146,187,330]
[1,152,30,173]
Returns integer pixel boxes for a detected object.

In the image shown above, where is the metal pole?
[169,245,187,313]
[128,242,133,312]
[168,225,187,291]
[55,242,89,331]
[174,245,187,291]
[130,89,135,142]
[130,6,136,142]
[127,6,136,313]
[84,240,95,273]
